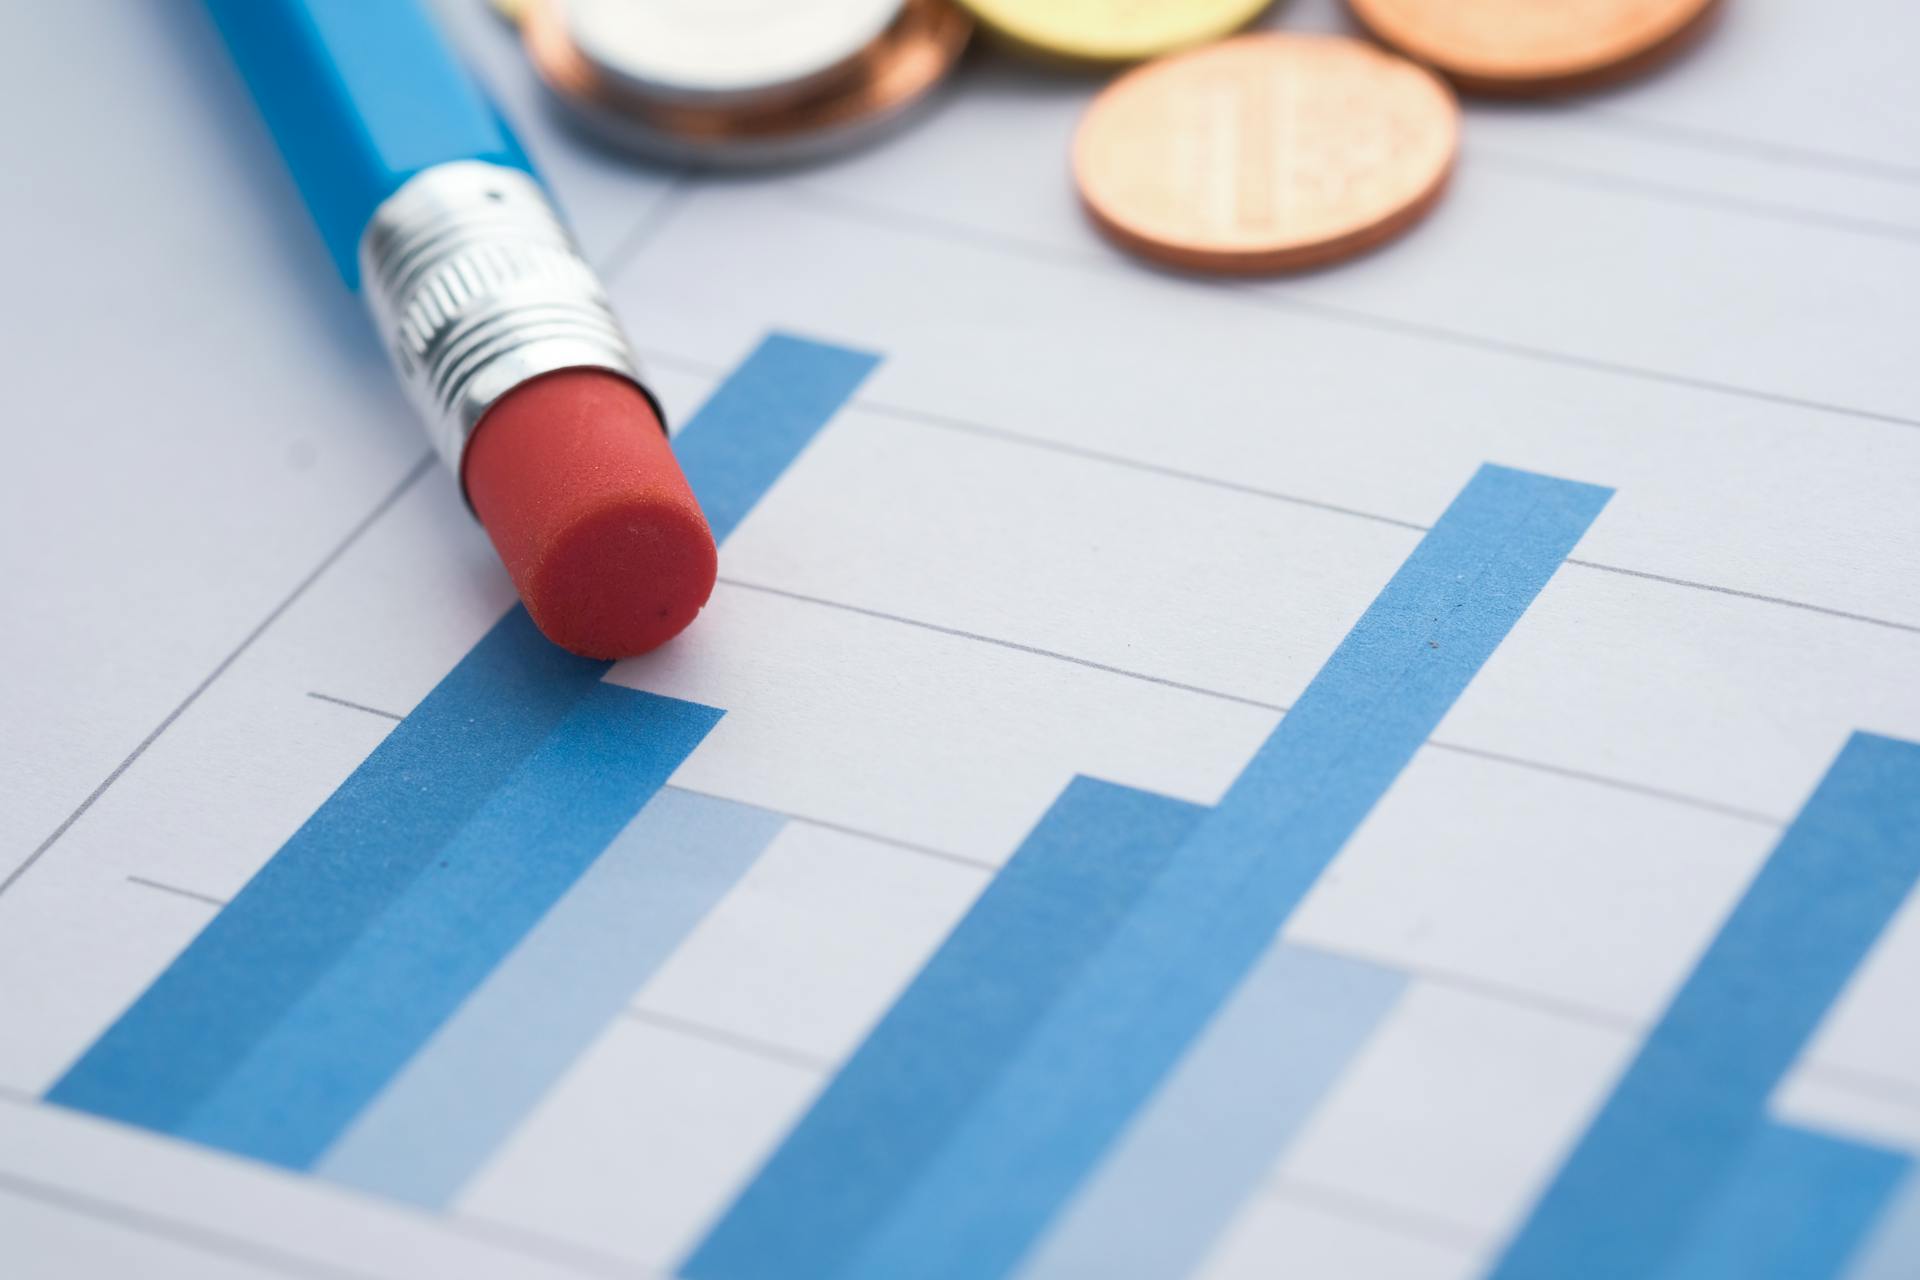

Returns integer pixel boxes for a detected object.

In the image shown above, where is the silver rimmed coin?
[523,0,973,168]
[559,0,909,107]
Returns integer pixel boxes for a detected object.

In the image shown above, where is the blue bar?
[1665,1122,1909,1280]
[683,778,1206,1280]
[671,334,881,543]
[1850,1171,1920,1280]
[690,464,1609,1280]
[172,685,722,1167]
[50,331,878,1152]
[1489,732,1920,1280]
[316,788,783,1205]
[1016,944,1405,1280]
[47,608,603,1131]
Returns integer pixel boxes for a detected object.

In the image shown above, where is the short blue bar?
[47,608,603,1131]
[1665,1122,1910,1280]
[1488,731,1920,1280]
[690,464,1609,1280]
[1016,944,1405,1280]
[682,778,1207,1280]
[172,685,722,1167]
[316,787,783,1205]
[671,334,881,544]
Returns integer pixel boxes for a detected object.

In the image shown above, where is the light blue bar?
[47,608,603,1132]
[1664,1122,1910,1280]
[672,333,880,543]
[1016,944,1405,1280]
[1850,1170,1920,1280]
[173,686,723,1167]
[690,464,1609,1280]
[683,779,1206,1280]
[1489,732,1920,1280]
[316,788,783,1206]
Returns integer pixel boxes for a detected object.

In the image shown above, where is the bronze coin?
[1346,0,1723,96]
[1074,34,1459,274]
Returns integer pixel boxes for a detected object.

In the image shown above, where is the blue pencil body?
[202,0,533,286]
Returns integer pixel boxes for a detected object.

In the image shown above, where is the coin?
[522,0,973,168]
[1346,0,1722,95]
[1073,34,1458,274]
[959,0,1271,64]
[559,0,908,107]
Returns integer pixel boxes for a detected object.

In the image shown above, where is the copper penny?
[522,0,972,167]
[1073,34,1458,274]
[1347,0,1723,96]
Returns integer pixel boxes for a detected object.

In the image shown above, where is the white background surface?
[1,0,1917,1275]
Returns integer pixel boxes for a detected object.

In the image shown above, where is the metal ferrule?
[357,160,648,476]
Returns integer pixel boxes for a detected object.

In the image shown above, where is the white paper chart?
[3,1,1919,1277]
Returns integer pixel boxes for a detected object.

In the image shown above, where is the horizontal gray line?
[784,182,1920,434]
[634,328,1920,637]
[1421,740,1785,827]
[662,782,995,872]
[633,345,729,379]
[851,390,1919,637]
[125,875,227,909]
[306,691,405,722]
[443,1212,661,1280]
[623,1005,832,1074]
[1575,106,1920,186]
[712,577,1803,826]
[1266,1172,1487,1252]
[1799,1061,1920,1113]
[1,453,437,900]
[1564,559,1920,636]
[1308,939,1642,1035]
[1475,149,1920,245]
[5,1094,632,1278]
[0,1170,372,1280]
[855,396,1432,532]
[716,575,1286,713]
[1239,285,1920,433]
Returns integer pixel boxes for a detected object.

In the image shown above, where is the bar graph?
[1487,731,1920,1280]
[685,465,1614,1280]
[37,328,1920,1280]
[48,333,881,1185]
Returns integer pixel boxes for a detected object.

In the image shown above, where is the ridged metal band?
[358,160,649,474]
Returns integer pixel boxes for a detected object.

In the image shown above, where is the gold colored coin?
[959,0,1271,64]
[1347,0,1722,95]
[1073,34,1458,274]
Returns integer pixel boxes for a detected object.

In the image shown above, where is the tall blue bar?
[1488,732,1920,1280]
[1665,1122,1909,1280]
[689,464,1610,1280]
[48,333,881,1163]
